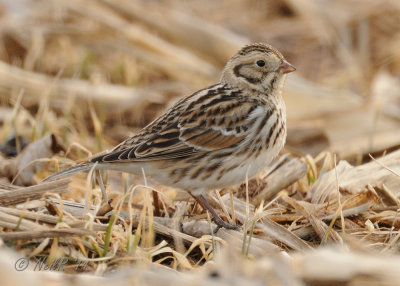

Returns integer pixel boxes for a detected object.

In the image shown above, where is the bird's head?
[221,43,295,94]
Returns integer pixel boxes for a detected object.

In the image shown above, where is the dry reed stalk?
[57,0,219,79]
[0,228,95,241]
[0,179,70,206]
[0,206,72,225]
[0,61,164,112]
[219,194,311,251]
[0,209,47,231]
[309,149,400,204]
[100,0,249,64]
[253,157,307,204]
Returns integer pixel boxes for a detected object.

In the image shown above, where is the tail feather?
[43,163,95,182]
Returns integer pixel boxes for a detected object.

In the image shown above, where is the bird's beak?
[278,60,296,74]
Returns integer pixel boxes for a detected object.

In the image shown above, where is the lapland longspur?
[45,43,296,230]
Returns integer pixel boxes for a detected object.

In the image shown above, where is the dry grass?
[0,0,400,285]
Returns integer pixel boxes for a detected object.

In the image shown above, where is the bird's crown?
[236,43,284,59]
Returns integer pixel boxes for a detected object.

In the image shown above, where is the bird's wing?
[91,95,262,163]
[178,98,258,150]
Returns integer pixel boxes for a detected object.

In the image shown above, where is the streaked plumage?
[45,43,295,229]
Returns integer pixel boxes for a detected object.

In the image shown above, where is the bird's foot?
[212,216,241,232]
[191,194,241,232]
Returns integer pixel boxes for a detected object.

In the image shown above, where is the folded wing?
[91,96,261,163]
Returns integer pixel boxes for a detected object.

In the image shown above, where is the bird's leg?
[96,170,108,202]
[191,194,240,231]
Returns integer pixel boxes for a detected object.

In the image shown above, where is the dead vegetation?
[0,0,400,285]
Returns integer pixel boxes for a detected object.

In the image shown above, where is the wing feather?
[90,88,264,163]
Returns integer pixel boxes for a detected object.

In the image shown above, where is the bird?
[45,43,295,230]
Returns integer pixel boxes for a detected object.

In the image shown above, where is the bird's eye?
[256,60,265,67]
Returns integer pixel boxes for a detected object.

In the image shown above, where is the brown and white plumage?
[45,43,295,229]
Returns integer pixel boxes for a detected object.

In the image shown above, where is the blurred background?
[0,0,399,163]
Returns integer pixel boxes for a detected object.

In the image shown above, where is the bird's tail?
[43,163,96,182]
